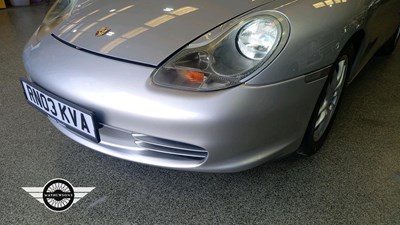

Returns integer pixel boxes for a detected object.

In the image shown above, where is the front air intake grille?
[133,135,208,160]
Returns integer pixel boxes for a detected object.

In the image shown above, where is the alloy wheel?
[313,56,348,141]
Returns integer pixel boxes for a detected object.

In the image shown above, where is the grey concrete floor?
[1,4,400,225]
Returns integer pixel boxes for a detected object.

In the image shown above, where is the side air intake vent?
[133,135,208,160]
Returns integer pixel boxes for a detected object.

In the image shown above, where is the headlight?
[35,0,77,43]
[152,11,290,91]
[237,18,281,60]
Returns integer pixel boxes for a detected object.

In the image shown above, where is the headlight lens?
[35,0,77,42]
[152,11,290,91]
[237,18,281,60]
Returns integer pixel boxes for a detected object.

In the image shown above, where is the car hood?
[53,0,274,66]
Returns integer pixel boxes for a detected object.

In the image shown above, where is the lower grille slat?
[135,141,207,159]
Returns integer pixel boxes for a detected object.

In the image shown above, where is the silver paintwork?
[24,34,326,172]
[23,0,400,172]
[53,0,274,66]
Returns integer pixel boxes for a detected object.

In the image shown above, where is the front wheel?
[298,44,354,156]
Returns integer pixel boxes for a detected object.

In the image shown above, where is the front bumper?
[23,35,328,172]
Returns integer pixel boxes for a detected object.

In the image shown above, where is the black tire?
[379,26,400,55]
[298,44,355,156]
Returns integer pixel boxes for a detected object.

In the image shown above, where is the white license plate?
[21,79,100,143]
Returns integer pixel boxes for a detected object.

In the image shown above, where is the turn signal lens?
[180,70,206,83]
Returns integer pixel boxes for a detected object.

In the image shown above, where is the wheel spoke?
[318,99,329,115]
[395,28,400,45]
[315,109,328,129]
[335,59,346,90]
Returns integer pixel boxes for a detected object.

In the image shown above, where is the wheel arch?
[341,29,366,84]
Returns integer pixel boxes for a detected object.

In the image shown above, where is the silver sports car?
[21,0,400,172]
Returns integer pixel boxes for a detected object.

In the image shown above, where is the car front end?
[23,0,362,172]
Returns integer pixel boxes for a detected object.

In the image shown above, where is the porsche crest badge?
[95,27,111,37]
